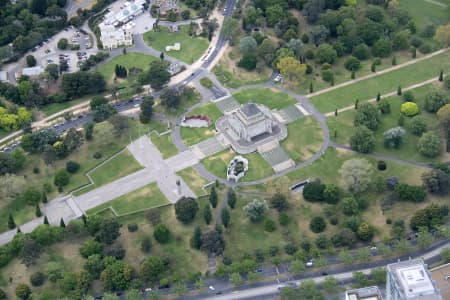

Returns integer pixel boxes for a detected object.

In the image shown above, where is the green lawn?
[96,53,158,82]
[233,88,298,110]
[149,132,178,159]
[177,167,210,196]
[326,83,448,164]
[398,0,450,30]
[40,97,91,116]
[87,182,169,216]
[311,51,450,113]
[143,25,209,64]
[0,119,166,233]
[179,103,223,146]
[244,152,274,181]
[74,149,143,195]
[201,149,273,181]
[281,117,324,163]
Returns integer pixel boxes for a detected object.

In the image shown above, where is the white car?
[306,260,314,267]
[209,286,215,291]
[274,74,283,82]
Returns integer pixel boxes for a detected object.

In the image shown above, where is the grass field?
[398,0,450,30]
[233,88,298,110]
[96,53,158,83]
[326,83,449,164]
[149,132,178,159]
[143,25,209,64]
[213,47,272,88]
[281,117,324,163]
[40,96,91,116]
[179,103,223,146]
[0,119,166,233]
[311,51,450,113]
[73,149,143,196]
[87,182,169,216]
[201,149,273,181]
[177,167,210,196]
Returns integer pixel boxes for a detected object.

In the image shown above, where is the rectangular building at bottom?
[386,259,443,300]
[345,286,383,300]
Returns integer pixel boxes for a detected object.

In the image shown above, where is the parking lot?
[36,26,98,72]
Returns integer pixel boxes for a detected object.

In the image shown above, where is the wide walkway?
[0,136,199,246]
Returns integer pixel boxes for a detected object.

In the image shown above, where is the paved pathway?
[307,48,449,98]
[324,77,442,116]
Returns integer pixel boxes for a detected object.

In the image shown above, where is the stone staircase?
[191,136,229,159]
[214,96,240,114]
[276,105,304,123]
[258,142,295,173]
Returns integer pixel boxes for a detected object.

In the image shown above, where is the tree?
[79,238,103,258]
[277,57,306,81]
[350,126,375,153]
[15,283,31,300]
[322,276,339,294]
[439,70,444,82]
[237,53,257,71]
[441,248,450,263]
[410,116,427,136]
[401,102,419,116]
[19,237,41,267]
[84,254,104,279]
[200,230,225,255]
[43,215,49,225]
[26,55,36,67]
[57,38,68,50]
[425,87,448,113]
[95,218,121,245]
[175,197,199,224]
[357,222,374,241]
[229,272,243,286]
[100,260,133,291]
[303,179,325,202]
[84,121,94,141]
[310,216,326,233]
[378,98,390,114]
[354,103,380,130]
[353,271,369,288]
[243,199,268,222]
[372,38,392,57]
[418,132,442,158]
[417,226,434,248]
[239,36,257,54]
[23,187,41,205]
[35,204,42,217]
[257,39,276,66]
[8,213,15,229]
[422,169,450,195]
[434,24,450,47]
[190,226,202,249]
[339,158,373,193]
[353,43,370,60]
[209,186,218,208]
[45,64,59,81]
[383,127,406,148]
[221,208,230,227]
[270,193,289,211]
[139,96,154,123]
[90,96,107,110]
[203,203,212,224]
[344,56,361,71]
[222,18,239,43]
[153,224,170,244]
[315,43,337,64]
[147,60,170,90]
[323,184,340,204]
[266,4,284,27]
[64,128,83,152]
[227,188,236,209]
[140,256,164,282]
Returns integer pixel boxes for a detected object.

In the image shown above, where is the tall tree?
[139,96,154,124]
[339,158,373,193]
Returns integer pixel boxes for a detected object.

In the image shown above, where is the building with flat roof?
[345,286,383,300]
[386,259,443,300]
[0,71,8,82]
[430,263,450,300]
[99,0,144,49]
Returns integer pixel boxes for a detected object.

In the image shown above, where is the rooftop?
[430,263,450,300]
[387,259,442,299]
[345,286,383,300]
[241,102,261,118]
